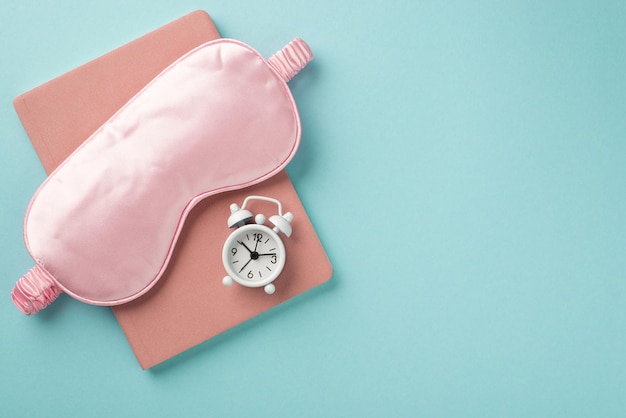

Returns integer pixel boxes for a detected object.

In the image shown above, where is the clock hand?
[238,258,252,273]
[238,240,253,254]
[257,253,277,257]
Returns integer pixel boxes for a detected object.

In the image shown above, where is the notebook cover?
[13,10,332,369]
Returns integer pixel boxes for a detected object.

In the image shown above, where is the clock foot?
[222,276,233,287]
[264,284,275,295]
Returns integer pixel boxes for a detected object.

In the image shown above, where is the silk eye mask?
[11,38,313,315]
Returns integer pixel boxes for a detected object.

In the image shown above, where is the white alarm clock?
[222,196,293,294]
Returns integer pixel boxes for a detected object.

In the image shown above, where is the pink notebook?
[13,10,332,369]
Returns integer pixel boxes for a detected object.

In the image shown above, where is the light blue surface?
[1,1,625,416]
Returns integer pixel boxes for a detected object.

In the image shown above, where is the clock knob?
[227,203,253,228]
[269,212,293,237]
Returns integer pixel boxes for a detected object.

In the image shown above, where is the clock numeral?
[231,247,237,256]
[271,255,277,264]
[253,233,263,243]
[247,270,253,279]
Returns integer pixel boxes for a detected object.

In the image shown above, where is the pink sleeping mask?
[11,38,313,315]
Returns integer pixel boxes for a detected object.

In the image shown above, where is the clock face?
[222,224,286,287]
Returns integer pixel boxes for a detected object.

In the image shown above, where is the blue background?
[1,1,625,416]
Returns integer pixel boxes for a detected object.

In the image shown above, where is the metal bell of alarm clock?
[222,196,293,294]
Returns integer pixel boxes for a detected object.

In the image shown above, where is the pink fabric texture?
[11,264,61,314]
[12,38,313,314]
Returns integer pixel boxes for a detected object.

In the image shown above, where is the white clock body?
[222,223,286,294]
